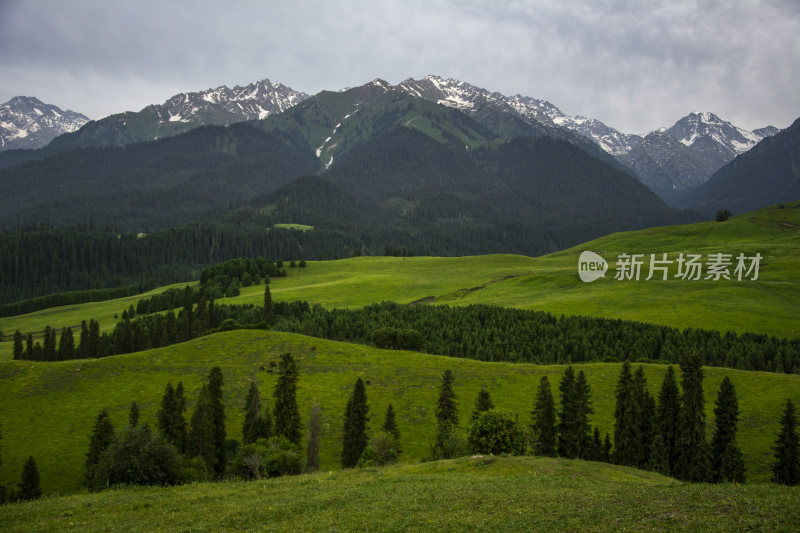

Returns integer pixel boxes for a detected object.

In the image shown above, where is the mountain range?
[0,76,779,200]
[1,74,797,301]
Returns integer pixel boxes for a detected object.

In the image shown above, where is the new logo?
[578,251,608,282]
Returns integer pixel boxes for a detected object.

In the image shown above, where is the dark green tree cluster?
[274,302,800,374]
[611,355,746,483]
[0,283,145,318]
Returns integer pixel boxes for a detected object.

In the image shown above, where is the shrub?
[358,432,401,468]
[228,437,302,480]
[468,410,525,456]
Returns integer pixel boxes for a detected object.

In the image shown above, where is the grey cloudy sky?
[1,0,798,133]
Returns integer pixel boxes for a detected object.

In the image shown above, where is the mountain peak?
[0,96,89,151]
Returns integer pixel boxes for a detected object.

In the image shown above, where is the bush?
[372,327,397,349]
[430,426,467,460]
[397,328,424,351]
[358,432,401,467]
[229,437,302,480]
[467,410,525,456]
[89,426,182,491]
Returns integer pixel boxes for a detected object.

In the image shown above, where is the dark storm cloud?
[1,0,797,133]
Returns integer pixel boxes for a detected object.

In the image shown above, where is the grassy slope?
[1,202,797,361]
[3,455,800,532]
[226,202,800,338]
[0,330,798,496]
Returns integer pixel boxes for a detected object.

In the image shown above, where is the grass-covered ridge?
[0,330,797,496]
[2,455,799,532]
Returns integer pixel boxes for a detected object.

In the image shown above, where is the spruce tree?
[187,384,214,466]
[13,330,23,360]
[18,456,41,501]
[273,353,302,445]
[613,361,642,467]
[85,410,115,487]
[530,376,557,457]
[646,434,670,475]
[158,382,186,452]
[341,377,369,468]
[656,366,681,474]
[573,370,594,459]
[25,333,33,360]
[207,366,226,477]
[602,433,612,463]
[129,401,140,428]
[711,376,745,482]
[771,399,800,486]
[264,285,274,325]
[471,389,494,422]
[674,351,712,482]
[634,366,655,467]
[306,404,322,472]
[719,441,746,483]
[557,366,578,458]
[383,404,400,442]
[433,369,460,457]
[58,326,75,360]
[242,381,271,444]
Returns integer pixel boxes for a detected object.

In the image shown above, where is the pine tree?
[530,376,557,457]
[341,377,369,468]
[88,319,100,357]
[719,441,746,483]
[602,433,612,463]
[383,404,400,441]
[613,361,642,467]
[574,370,594,459]
[264,285,274,325]
[711,376,745,482]
[77,320,88,357]
[382,403,402,455]
[25,333,33,360]
[656,366,681,475]
[242,381,271,444]
[273,353,302,445]
[207,366,226,477]
[85,410,115,487]
[433,369,460,457]
[771,399,800,486]
[634,366,655,467]
[674,351,712,482]
[58,326,75,360]
[128,401,140,428]
[18,456,41,501]
[471,389,494,422]
[557,366,579,458]
[646,434,670,475]
[13,330,23,360]
[306,404,322,472]
[158,382,186,452]
[187,384,214,465]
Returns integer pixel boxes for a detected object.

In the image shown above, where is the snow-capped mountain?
[620,113,779,194]
[144,79,309,126]
[0,96,89,151]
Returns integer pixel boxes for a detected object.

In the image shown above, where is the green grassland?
[224,202,800,338]
[0,330,798,496]
[2,202,797,361]
[271,223,314,231]
[3,455,799,532]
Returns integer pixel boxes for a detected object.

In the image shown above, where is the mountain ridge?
[0,96,89,151]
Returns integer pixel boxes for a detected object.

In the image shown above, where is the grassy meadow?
[1,202,798,361]
[0,329,798,497]
[3,455,800,532]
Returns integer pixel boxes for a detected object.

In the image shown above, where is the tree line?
[273,302,800,375]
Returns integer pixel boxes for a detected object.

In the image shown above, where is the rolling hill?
[0,329,798,497]
[2,455,799,532]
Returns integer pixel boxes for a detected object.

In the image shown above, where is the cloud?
[1,0,798,132]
